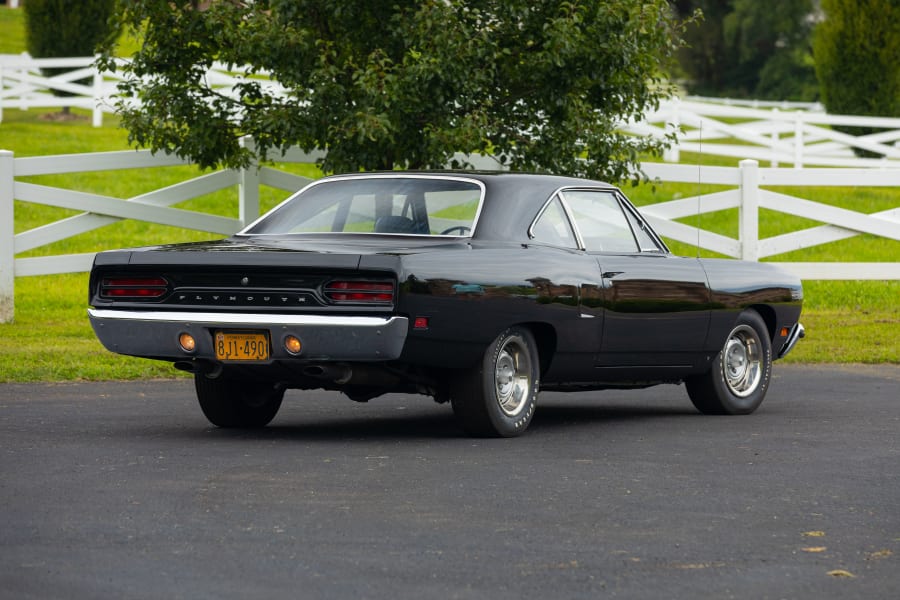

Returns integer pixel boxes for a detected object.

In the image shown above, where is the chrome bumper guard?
[88,309,408,362]
[777,322,805,359]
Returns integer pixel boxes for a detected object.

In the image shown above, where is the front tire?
[194,374,284,428]
[450,326,539,437]
[686,310,772,415]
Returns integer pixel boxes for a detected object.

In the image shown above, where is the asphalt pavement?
[1,364,898,599]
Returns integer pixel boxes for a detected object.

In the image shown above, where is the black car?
[88,172,804,437]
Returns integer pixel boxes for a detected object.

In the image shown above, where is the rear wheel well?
[521,322,556,377]
[749,304,776,343]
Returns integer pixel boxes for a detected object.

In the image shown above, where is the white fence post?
[771,108,779,168]
[739,159,760,262]
[663,99,680,163]
[91,56,104,127]
[238,137,260,227]
[0,150,14,323]
[794,111,804,169]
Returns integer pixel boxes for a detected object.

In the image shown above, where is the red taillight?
[323,281,394,303]
[101,277,168,299]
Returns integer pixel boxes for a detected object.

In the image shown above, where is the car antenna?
[696,121,702,258]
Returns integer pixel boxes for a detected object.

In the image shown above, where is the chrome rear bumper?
[88,309,408,362]
[777,322,805,359]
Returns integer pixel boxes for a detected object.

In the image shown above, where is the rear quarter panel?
[395,243,598,372]
[700,259,803,351]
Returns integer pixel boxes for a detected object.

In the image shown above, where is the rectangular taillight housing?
[100,277,169,299]
[323,280,394,304]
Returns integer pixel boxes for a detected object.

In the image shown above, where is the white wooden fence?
[640,160,900,280]
[0,54,285,128]
[0,55,113,127]
[4,54,900,169]
[2,147,898,323]
[631,98,900,168]
[0,143,323,322]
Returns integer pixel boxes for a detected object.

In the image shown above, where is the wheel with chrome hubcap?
[722,325,763,397]
[451,326,539,437]
[686,310,772,415]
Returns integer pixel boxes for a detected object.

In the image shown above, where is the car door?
[559,189,711,369]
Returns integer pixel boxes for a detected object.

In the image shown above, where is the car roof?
[315,171,620,242]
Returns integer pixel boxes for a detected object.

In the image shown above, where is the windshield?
[243,175,484,237]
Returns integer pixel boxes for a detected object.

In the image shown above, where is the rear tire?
[686,310,772,415]
[194,374,284,428]
[450,326,539,437]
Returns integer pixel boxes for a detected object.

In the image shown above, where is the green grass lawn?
[1,8,897,381]
[1,108,898,382]
[0,7,26,55]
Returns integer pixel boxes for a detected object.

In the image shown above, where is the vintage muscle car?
[88,172,804,437]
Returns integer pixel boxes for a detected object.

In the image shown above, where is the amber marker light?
[284,335,302,355]
[179,333,196,352]
[780,327,790,337]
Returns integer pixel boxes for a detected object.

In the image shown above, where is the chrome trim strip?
[238,174,486,238]
[557,192,585,250]
[529,185,624,250]
[527,193,557,240]
[89,309,409,361]
[88,309,403,328]
[777,322,805,359]
[614,190,670,254]
[238,231,468,240]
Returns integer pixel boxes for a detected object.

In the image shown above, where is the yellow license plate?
[214,331,270,361]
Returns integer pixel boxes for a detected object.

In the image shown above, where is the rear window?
[243,176,484,237]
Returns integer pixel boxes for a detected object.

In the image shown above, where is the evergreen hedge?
[23,0,118,101]
[814,0,900,157]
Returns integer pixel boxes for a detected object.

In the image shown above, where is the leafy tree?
[814,0,900,155]
[99,0,692,181]
[24,0,118,114]
[672,0,818,100]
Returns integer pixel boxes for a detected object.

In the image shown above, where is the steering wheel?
[439,225,472,236]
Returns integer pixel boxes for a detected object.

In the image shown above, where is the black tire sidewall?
[710,311,773,415]
[479,327,540,436]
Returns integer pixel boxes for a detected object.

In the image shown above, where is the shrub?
[813,0,900,157]
[23,0,118,107]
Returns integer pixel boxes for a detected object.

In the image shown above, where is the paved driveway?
[1,364,897,599]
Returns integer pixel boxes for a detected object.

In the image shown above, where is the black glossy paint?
[88,172,803,393]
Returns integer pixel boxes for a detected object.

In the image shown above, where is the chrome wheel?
[494,335,533,417]
[721,324,763,398]
[450,326,539,437]
[686,310,772,416]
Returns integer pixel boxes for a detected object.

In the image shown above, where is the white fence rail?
[639,160,900,280]
[0,144,324,322]
[0,54,285,128]
[2,147,898,322]
[5,55,900,169]
[633,99,900,168]
[0,55,114,127]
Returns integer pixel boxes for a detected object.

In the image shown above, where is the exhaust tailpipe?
[302,364,352,384]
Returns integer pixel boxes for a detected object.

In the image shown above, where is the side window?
[561,190,638,253]
[530,196,578,249]
[623,205,663,252]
